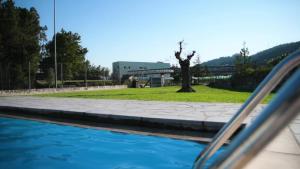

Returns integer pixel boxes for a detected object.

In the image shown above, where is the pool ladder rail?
[193,49,300,169]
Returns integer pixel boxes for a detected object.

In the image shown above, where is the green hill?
[201,56,236,66]
[201,41,300,66]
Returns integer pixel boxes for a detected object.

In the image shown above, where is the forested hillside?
[201,56,236,66]
[202,41,300,66]
[251,41,300,65]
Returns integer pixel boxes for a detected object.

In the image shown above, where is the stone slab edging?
[0,105,244,140]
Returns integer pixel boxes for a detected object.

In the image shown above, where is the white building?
[112,61,171,83]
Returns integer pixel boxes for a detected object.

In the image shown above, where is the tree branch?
[187,51,196,60]
[179,40,183,54]
[175,40,184,61]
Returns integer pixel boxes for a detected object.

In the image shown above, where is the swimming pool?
[0,116,223,169]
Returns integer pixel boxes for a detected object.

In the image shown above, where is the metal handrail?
[193,49,300,169]
[209,68,300,169]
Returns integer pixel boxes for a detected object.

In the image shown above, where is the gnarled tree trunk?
[175,41,196,92]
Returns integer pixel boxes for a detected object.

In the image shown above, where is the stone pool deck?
[0,96,299,169]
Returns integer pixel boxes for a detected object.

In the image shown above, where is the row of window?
[123,66,147,70]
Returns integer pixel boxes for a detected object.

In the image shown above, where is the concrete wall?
[0,85,127,96]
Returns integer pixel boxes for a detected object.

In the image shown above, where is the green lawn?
[37,85,274,103]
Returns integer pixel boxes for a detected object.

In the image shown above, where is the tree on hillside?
[235,42,251,74]
[41,29,88,81]
[240,42,250,64]
[174,40,196,92]
[0,0,46,89]
[231,42,259,91]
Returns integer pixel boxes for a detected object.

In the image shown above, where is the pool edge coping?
[0,105,244,143]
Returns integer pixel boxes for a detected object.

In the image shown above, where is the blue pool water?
[0,116,223,169]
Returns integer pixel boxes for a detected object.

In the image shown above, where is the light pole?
[85,59,88,89]
[28,61,31,90]
[61,63,63,88]
[54,0,57,88]
[60,53,64,88]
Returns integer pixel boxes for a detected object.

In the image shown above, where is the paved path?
[0,96,299,169]
[0,96,264,123]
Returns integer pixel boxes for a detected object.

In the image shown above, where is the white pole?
[61,63,63,88]
[54,0,57,88]
[85,60,88,89]
[28,61,31,90]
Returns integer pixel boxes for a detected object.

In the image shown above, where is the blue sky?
[15,0,300,69]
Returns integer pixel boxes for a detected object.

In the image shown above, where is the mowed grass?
[37,85,274,103]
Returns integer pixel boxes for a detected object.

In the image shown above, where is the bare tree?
[175,40,196,92]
